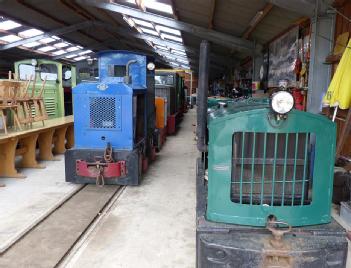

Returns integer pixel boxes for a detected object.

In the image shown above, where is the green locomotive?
[15,59,76,118]
[196,41,347,268]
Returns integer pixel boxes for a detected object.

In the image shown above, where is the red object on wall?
[292,89,304,111]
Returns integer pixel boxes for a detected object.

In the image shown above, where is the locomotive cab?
[65,51,155,186]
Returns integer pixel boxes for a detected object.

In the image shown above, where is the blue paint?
[72,50,153,150]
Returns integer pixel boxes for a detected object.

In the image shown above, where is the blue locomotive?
[65,51,157,185]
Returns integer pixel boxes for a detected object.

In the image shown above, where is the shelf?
[324,54,342,64]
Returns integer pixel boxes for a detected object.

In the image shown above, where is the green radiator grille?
[231,132,313,206]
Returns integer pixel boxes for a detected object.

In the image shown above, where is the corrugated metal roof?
[0,0,306,75]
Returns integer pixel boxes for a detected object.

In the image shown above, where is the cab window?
[18,64,35,80]
[40,64,58,81]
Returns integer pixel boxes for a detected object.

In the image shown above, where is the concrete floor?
[0,157,81,253]
[66,110,198,268]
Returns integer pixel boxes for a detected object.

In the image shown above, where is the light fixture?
[147,62,155,71]
[0,20,21,30]
[18,28,43,38]
[0,34,22,42]
[271,91,294,114]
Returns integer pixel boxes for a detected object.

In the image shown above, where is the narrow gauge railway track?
[0,184,125,268]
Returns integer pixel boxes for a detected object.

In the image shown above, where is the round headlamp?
[271,91,294,114]
[147,62,155,71]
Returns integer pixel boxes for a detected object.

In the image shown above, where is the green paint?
[14,59,76,118]
[207,99,336,227]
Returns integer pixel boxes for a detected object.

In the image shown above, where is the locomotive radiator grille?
[231,132,313,206]
[89,97,117,129]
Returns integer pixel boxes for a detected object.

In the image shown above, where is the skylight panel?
[66,46,80,52]
[171,50,187,56]
[52,50,66,55]
[140,27,159,36]
[132,18,153,28]
[0,34,22,43]
[181,65,190,69]
[156,46,169,52]
[161,33,182,43]
[37,46,56,52]
[73,56,88,61]
[52,35,60,40]
[0,20,21,30]
[123,15,135,27]
[18,28,43,38]
[176,58,189,64]
[54,42,69,48]
[39,37,55,44]
[65,54,78,59]
[78,50,92,55]
[23,41,41,48]
[155,25,181,36]
[144,0,173,14]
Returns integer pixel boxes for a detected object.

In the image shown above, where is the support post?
[197,40,210,152]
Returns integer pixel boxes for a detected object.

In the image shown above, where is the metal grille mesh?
[231,132,313,206]
[89,97,116,129]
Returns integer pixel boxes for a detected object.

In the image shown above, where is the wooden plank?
[242,3,273,39]
[0,115,73,143]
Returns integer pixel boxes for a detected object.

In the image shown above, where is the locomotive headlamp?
[271,91,294,114]
[31,59,37,66]
[147,62,155,71]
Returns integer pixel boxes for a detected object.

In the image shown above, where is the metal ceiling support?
[93,21,233,66]
[268,0,316,17]
[208,0,217,29]
[0,21,94,51]
[307,0,335,113]
[242,3,274,39]
[77,0,256,51]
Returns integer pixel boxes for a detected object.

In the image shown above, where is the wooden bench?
[0,115,74,181]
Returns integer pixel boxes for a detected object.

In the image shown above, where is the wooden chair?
[15,75,35,127]
[29,75,48,125]
[0,75,22,134]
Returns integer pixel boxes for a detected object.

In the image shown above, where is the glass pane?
[40,64,58,81]
[19,64,35,80]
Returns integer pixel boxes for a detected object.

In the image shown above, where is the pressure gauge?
[147,62,155,71]
[271,91,294,114]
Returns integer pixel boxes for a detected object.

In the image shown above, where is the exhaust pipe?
[197,40,210,152]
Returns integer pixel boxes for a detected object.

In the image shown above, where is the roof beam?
[0,21,94,51]
[268,0,316,17]
[77,0,256,51]
[208,0,217,29]
[93,21,235,65]
[242,3,273,39]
